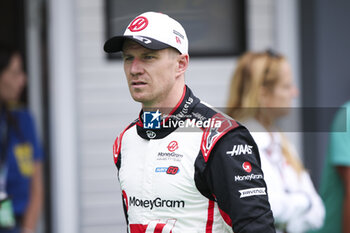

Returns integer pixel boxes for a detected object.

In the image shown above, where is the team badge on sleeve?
[200,113,239,162]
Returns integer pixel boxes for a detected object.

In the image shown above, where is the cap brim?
[104,35,171,53]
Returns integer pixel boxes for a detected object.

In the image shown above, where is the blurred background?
[1,0,349,232]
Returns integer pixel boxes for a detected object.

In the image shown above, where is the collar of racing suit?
[136,85,202,140]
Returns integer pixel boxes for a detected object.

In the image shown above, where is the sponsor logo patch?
[155,166,180,175]
[133,35,152,44]
[173,29,184,39]
[130,219,176,232]
[167,141,179,152]
[166,166,179,175]
[157,151,183,161]
[146,130,156,139]
[155,167,168,173]
[128,16,148,32]
[235,173,263,182]
[129,196,185,210]
[242,161,252,173]
[239,187,266,198]
[226,144,253,156]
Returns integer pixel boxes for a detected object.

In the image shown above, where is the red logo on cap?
[242,162,252,173]
[167,141,179,152]
[176,36,181,44]
[128,16,148,32]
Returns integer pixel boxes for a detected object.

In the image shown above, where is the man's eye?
[124,57,133,61]
[144,55,155,60]
[123,56,133,61]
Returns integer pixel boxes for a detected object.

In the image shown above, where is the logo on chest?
[157,141,184,161]
[167,141,179,152]
[155,166,180,175]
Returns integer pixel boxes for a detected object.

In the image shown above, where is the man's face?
[122,40,180,108]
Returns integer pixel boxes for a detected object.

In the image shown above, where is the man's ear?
[176,54,189,77]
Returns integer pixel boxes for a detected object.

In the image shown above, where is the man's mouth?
[131,81,147,87]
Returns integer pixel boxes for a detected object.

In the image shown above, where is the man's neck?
[142,84,186,116]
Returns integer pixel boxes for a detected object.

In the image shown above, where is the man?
[313,101,350,233]
[104,12,275,233]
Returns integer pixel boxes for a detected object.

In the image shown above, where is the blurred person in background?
[226,50,325,233]
[0,45,43,233]
[313,101,350,233]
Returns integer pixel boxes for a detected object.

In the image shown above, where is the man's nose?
[130,58,143,76]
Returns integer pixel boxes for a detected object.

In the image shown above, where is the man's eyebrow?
[121,52,132,58]
[142,51,158,56]
[122,50,159,58]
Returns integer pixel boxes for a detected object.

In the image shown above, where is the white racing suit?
[113,86,276,233]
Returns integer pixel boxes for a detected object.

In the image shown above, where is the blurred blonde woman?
[227,51,325,233]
